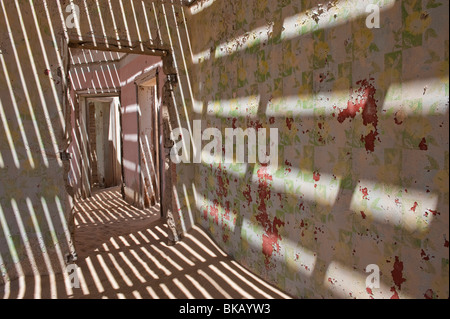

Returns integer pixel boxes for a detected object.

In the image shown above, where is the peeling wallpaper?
[188,0,449,298]
[0,0,448,299]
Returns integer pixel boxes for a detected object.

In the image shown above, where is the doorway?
[87,97,122,190]
[68,47,166,211]
[78,95,123,197]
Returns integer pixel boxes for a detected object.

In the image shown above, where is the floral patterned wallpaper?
[0,0,447,299]
[188,0,449,298]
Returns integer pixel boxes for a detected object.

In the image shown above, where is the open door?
[78,96,122,196]
[102,97,122,188]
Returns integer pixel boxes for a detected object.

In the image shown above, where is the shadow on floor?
[1,187,292,299]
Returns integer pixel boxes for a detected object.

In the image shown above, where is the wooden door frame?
[76,92,122,198]
[135,68,162,209]
[66,40,168,217]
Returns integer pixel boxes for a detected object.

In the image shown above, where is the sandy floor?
[1,187,291,299]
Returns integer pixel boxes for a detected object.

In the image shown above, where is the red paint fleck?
[444,236,449,248]
[224,201,231,221]
[44,69,51,76]
[366,287,373,295]
[391,257,406,290]
[286,118,294,130]
[257,214,285,268]
[217,175,228,198]
[327,278,337,285]
[390,287,400,299]
[424,289,434,300]
[232,118,238,130]
[247,119,264,130]
[395,198,401,205]
[216,165,229,199]
[360,187,369,200]
[411,202,419,212]
[285,160,292,172]
[361,211,367,219]
[210,201,220,225]
[428,209,440,216]
[269,117,275,125]
[361,130,378,153]
[338,79,379,152]
[419,138,428,151]
[313,171,321,182]
[257,165,273,181]
[421,249,430,261]
[243,185,252,207]
[223,234,229,243]
[277,193,283,202]
[255,166,284,269]
[394,112,404,125]
[337,101,360,122]
[257,170,273,212]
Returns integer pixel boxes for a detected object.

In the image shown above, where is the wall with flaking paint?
[0,0,447,299]
[187,0,449,299]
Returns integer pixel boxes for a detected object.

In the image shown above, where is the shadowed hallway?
[1,188,291,299]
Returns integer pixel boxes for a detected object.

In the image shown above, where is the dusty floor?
[1,187,291,299]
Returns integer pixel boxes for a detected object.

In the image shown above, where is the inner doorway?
[68,47,165,211]
[86,96,122,190]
